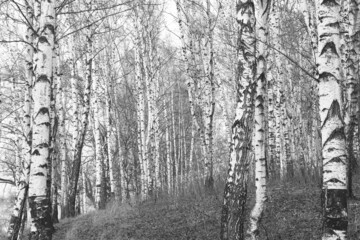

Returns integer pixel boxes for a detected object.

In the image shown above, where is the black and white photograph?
[0,0,359,239]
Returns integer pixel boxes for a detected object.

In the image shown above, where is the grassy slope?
[53,177,360,240]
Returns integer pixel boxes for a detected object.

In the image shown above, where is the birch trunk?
[59,62,67,219]
[50,36,60,224]
[220,1,256,238]
[202,0,215,190]
[248,0,270,238]
[134,22,148,198]
[316,0,348,239]
[271,1,286,179]
[81,165,87,214]
[93,58,105,209]
[165,104,172,195]
[106,80,116,199]
[28,0,55,238]
[300,0,318,63]
[172,89,178,195]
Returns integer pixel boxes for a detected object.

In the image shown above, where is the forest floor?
[53,177,360,240]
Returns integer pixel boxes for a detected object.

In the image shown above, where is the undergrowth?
[52,176,360,240]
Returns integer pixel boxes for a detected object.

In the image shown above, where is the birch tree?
[27,0,55,238]
[316,0,348,239]
[220,0,256,239]
[248,0,270,238]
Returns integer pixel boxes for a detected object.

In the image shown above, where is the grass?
[51,175,360,239]
[53,192,222,240]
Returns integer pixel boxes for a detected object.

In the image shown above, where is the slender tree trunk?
[248,1,270,239]
[134,13,149,198]
[165,103,172,195]
[50,37,60,224]
[106,80,116,199]
[93,58,105,210]
[59,61,67,219]
[271,0,286,180]
[301,0,318,63]
[316,1,348,239]
[81,165,87,214]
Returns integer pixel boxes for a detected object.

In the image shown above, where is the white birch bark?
[59,65,67,219]
[270,1,286,179]
[28,0,55,238]
[248,0,270,239]
[134,10,149,198]
[93,56,104,209]
[203,0,216,189]
[135,57,146,198]
[300,0,318,63]
[164,103,172,195]
[106,73,116,199]
[316,0,348,239]
[172,89,178,195]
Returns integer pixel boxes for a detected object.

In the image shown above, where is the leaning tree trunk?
[248,0,270,239]
[316,0,348,239]
[220,1,256,239]
[27,0,55,238]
